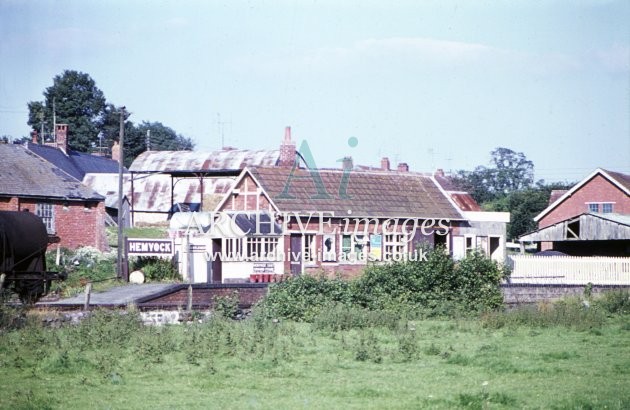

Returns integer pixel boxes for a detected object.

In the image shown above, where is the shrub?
[133,257,181,282]
[594,289,630,315]
[261,247,508,321]
[213,291,240,319]
[261,275,351,321]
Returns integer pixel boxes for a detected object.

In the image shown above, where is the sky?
[1,0,628,183]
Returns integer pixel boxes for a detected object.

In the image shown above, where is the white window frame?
[322,234,337,263]
[341,234,367,263]
[244,236,279,261]
[602,203,613,213]
[303,234,317,265]
[36,203,55,234]
[588,203,599,213]
[383,232,407,261]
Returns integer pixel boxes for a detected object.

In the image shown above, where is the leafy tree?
[123,121,194,166]
[484,181,574,239]
[453,147,534,203]
[26,71,195,164]
[27,70,106,152]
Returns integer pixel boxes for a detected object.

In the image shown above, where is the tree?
[27,70,107,152]
[123,121,194,167]
[452,147,534,203]
[27,71,195,163]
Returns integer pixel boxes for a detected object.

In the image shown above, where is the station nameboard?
[126,238,174,256]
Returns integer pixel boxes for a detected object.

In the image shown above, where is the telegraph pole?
[117,106,127,281]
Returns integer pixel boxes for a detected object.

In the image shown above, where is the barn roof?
[0,144,103,201]
[129,148,280,172]
[26,141,122,180]
[238,167,463,220]
[519,212,630,242]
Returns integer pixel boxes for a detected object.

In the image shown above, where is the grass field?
[1,303,629,410]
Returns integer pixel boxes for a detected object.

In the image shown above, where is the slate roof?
[247,167,463,219]
[603,169,630,193]
[27,142,121,180]
[0,144,103,201]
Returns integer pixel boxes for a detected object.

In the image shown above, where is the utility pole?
[52,98,56,142]
[117,106,127,281]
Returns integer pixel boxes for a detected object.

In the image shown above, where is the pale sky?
[1,0,628,182]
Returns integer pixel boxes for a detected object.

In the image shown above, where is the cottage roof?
[241,167,463,219]
[534,168,630,222]
[129,148,280,172]
[26,142,121,180]
[0,144,104,201]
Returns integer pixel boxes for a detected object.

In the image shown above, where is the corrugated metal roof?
[0,144,103,201]
[129,149,280,172]
[248,167,463,219]
[449,193,481,212]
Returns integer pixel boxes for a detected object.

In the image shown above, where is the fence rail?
[508,255,630,285]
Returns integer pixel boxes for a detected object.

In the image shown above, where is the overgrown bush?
[262,247,507,321]
[132,257,181,282]
[260,274,351,321]
[594,289,630,315]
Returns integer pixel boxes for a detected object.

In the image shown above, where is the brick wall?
[0,196,108,251]
[539,174,630,228]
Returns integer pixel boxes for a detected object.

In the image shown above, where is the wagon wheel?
[16,280,45,305]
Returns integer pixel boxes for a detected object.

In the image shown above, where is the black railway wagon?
[0,211,66,303]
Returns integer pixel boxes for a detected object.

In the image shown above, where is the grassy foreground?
[1,305,629,410]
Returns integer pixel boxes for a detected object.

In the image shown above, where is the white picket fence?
[508,255,630,285]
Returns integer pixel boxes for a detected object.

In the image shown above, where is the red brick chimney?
[31,130,38,144]
[397,163,409,172]
[342,156,353,171]
[55,124,68,153]
[381,157,390,171]
[111,141,121,163]
[435,168,445,177]
[278,126,296,167]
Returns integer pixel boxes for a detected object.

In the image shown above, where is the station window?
[36,203,55,234]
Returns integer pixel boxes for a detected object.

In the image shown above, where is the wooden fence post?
[84,283,92,311]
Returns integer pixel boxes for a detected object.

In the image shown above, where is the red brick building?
[0,144,108,251]
[520,168,630,256]
[536,168,630,229]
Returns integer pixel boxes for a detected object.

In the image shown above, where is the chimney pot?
[31,130,38,144]
[397,163,409,172]
[435,168,445,177]
[111,141,121,163]
[381,157,390,171]
[278,126,296,167]
[55,124,68,153]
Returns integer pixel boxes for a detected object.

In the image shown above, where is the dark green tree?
[27,70,106,152]
[123,121,194,167]
[452,147,534,203]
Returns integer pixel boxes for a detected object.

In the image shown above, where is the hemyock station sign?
[127,238,174,257]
